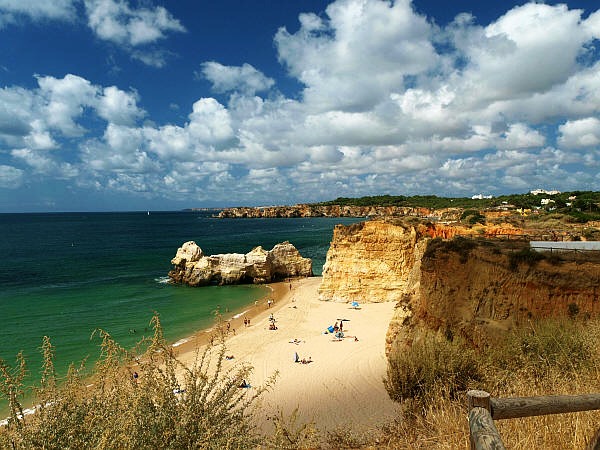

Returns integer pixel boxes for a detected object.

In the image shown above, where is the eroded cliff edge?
[317,219,600,355]
[169,241,312,286]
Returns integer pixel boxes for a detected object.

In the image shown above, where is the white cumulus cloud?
[4,0,600,206]
[201,62,275,95]
[84,0,185,46]
[0,164,24,187]
[558,117,600,148]
[0,0,77,24]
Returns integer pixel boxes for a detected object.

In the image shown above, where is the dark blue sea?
[0,211,360,414]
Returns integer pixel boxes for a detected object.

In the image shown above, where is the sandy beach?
[176,276,399,433]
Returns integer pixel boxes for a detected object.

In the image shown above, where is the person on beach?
[133,371,139,382]
[340,321,344,332]
[227,322,231,333]
[268,299,272,308]
[294,352,300,363]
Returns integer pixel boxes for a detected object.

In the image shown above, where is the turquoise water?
[0,211,360,414]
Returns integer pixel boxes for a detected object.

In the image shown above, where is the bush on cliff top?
[508,247,545,271]
[422,236,478,264]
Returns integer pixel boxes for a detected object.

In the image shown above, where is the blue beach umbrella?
[351,301,359,308]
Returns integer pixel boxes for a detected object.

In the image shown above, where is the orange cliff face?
[416,242,600,341]
[317,219,600,354]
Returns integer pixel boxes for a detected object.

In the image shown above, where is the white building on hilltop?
[531,189,561,196]
[471,194,493,200]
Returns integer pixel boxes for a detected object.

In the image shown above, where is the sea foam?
[172,338,189,347]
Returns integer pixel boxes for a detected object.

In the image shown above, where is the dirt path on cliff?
[176,276,400,434]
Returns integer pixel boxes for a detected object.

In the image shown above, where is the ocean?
[0,211,360,415]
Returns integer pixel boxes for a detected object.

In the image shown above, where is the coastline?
[175,276,399,433]
[168,279,292,356]
[3,277,399,434]
[0,281,287,424]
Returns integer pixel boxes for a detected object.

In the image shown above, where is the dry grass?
[3,316,600,449]
[382,318,600,449]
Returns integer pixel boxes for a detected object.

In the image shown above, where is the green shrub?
[508,247,545,271]
[423,236,477,264]
[384,332,482,402]
[567,302,580,319]
[460,209,486,225]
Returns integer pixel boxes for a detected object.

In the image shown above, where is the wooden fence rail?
[467,390,600,449]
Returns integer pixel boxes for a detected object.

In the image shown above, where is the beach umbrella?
[336,318,350,321]
[351,301,359,308]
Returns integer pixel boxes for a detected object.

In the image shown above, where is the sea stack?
[168,241,312,286]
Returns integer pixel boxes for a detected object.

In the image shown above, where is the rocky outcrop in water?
[168,241,312,286]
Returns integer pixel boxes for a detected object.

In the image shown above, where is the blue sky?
[1,0,600,212]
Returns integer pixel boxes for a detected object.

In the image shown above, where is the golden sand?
[175,277,399,433]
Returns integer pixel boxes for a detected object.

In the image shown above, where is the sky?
[1,0,600,212]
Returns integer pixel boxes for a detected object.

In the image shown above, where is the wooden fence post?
[468,390,491,412]
[468,390,506,450]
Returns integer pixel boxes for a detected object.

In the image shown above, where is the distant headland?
[189,190,600,224]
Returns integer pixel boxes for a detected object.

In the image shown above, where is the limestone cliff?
[317,219,600,355]
[318,221,425,303]
[169,241,312,286]
[318,219,523,303]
